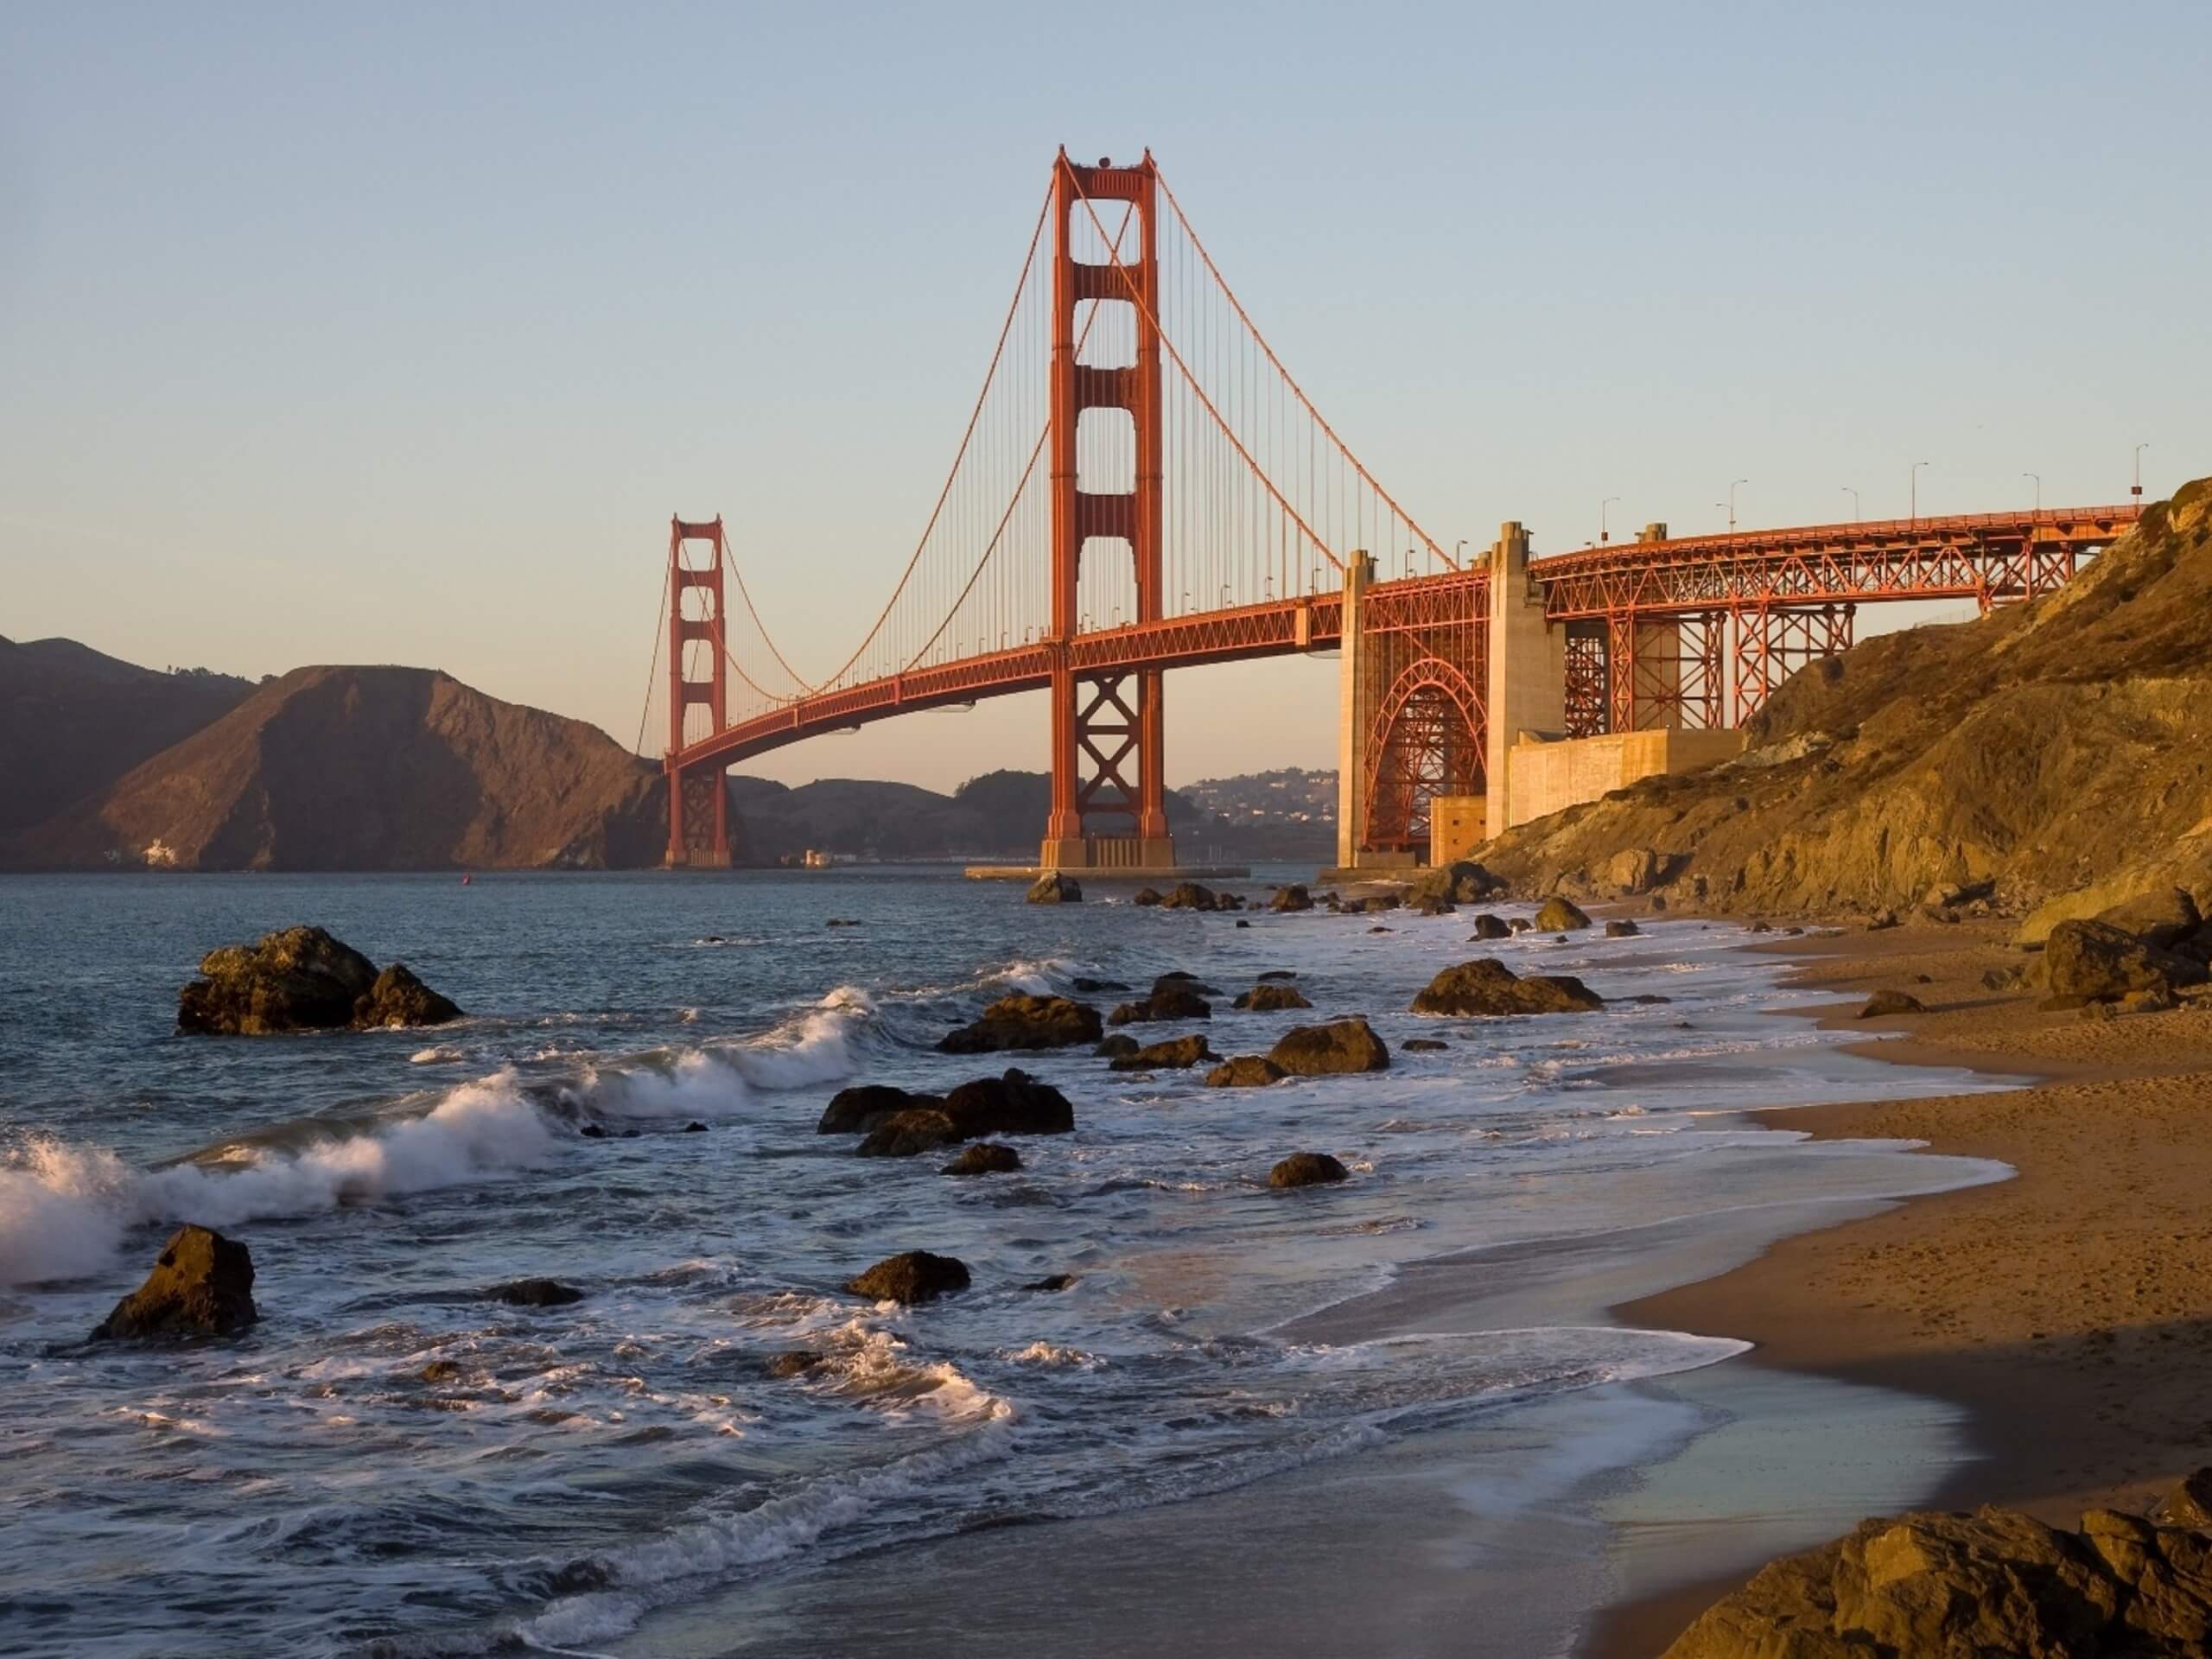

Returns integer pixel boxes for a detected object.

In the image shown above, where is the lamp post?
[1842,486,1860,521]
[2133,442,2150,505]
[2023,473,2041,511]
[1601,496,1621,543]
[1910,461,1929,524]
[1727,480,1747,531]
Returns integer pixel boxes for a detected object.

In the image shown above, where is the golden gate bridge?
[645,149,2139,871]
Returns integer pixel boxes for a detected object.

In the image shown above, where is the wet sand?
[1585,918,2212,1657]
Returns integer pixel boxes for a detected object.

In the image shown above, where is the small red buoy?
[461,874,473,886]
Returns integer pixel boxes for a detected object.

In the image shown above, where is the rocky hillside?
[1481,476,2212,922]
[0,636,254,835]
[10,664,665,871]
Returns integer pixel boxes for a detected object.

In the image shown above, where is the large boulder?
[818,1084,943,1135]
[1206,1056,1287,1088]
[1534,897,1592,932]
[1233,983,1313,1012]
[2096,886,2202,950]
[1598,847,1663,895]
[2045,918,2208,1002]
[937,993,1103,1053]
[940,1069,1076,1138]
[1132,887,1164,907]
[1108,1034,1218,1071]
[1410,959,1605,1016]
[1660,1482,2212,1658]
[1026,873,1082,904]
[91,1225,257,1340]
[1468,912,1511,940]
[1109,987,1213,1025]
[1268,1153,1349,1189]
[855,1109,963,1158]
[1268,1017,1390,1075]
[1160,882,1221,912]
[178,925,461,1034]
[1269,884,1314,912]
[353,963,463,1029]
[846,1251,970,1305]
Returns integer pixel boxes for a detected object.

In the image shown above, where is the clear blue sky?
[4,3,2205,791]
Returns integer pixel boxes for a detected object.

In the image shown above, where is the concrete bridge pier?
[1484,520,1565,835]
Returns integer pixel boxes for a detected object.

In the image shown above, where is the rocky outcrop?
[1534,897,1592,932]
[1268,1017,1389,1075]
[1410,860,1502,905]
[91,1225,257,1340]
[1268,1153,1348,1189]
[1859,989,1927,1018]
[1109,1034,1219,1071]
[817,1084,943,1135]
[1661,1479,2212,1658]
[937,993,1103,1053]
[1409,959,1605,1017]
[2045,918,2208,1002]
[1160,882,1221,911]
[942,1142,1021,1175]
[176,926,462,1034]
[1269,884,1314,912]
[1483,482,2212,925]
[1026,873,1082,904]
[857,1069,1076,1155]
[1133,887,1164,906]
[846,1251,970,1305]
[1206,1056,1287,1088]
[1469,912,1511,940]
[1233,983,1313,1012]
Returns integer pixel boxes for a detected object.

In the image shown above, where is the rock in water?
[941,1142,1022,1175]
[1661,1479,2212,1658]
[1468,912,1511,940]
[1410,960,1604,1016]
[1132,887,1163,907]
[1269,884,1314,912]
[1108,1034,1218,1071]
[1232,983,1313,1012]
[855,1109,963,1158]
[352,963,462,1028]
[177,925,378,1033]
[764,1350,823,1378]
[1268,1017,1389,1075]
[493,1279,585,1306]
[1402,1037,1449,1052]
[1859,989,1926,1018]
[1206,1055,1287,1088]
[846,1251,970,1305]
[1533,897,1592,931]
[938,1069,1076,1137]
[2046,918,2208,1001]
[937,993,1103,1053]
[1026,873,1082,904]
[1108,987,1213,1025]
[1268,1153,1348,1189]
[1410,893,1456,917]
[817,1084,944,1134]
[1409,860,1501,905]
[1604,918,1641,938]
[1093,1033,1140,1058]
[91,1225,257,1340]
[1159,882,1219,911]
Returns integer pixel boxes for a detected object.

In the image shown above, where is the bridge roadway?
[667,505,2139,779]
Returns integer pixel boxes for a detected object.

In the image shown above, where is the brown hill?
[1480,475,2212,922]
[0,636,253,835]
[10,664,665,871]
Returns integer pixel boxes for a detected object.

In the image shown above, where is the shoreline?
[1582,917,2212,1658]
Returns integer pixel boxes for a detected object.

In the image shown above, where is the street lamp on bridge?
[2024,473,2042,511]
[1726,480,1747,532]
[1601,497,1621,543]
[1910,461,1929,524]
[1842,486,1860,521]
[2134,442,2151,505]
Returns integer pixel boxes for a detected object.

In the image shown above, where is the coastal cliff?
[1482,475,2212,921]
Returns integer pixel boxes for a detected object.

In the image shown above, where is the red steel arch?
[1362,656,1486,854]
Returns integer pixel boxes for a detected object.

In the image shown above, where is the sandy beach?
[1586,918,2212,1656]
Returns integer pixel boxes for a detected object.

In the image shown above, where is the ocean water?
[0,869,2005,1658]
